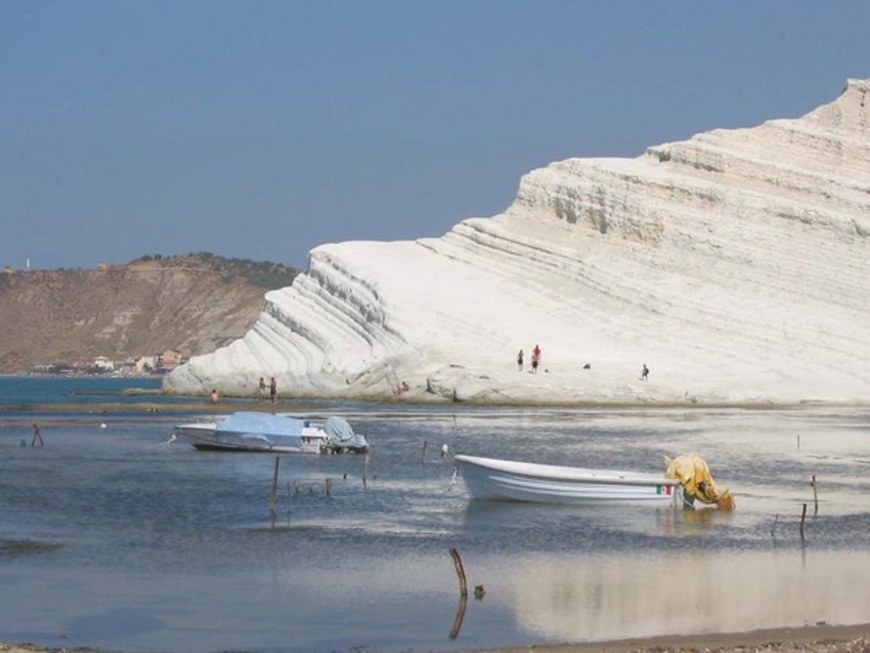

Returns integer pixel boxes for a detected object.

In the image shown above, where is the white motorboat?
[454,453,735,508]
[454,454,680,504]
[172,411,369,454]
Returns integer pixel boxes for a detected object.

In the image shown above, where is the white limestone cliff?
[164,79,870,405]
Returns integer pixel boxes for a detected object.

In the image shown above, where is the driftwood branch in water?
[448,548,469,640]
[449,593,468,640]
[449,547,468,598]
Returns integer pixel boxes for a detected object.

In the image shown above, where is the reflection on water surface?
[506,550,870,641]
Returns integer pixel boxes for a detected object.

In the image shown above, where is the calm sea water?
[1,377,870,653]
[0,375,163,406]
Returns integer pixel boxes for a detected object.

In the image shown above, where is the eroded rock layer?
[165,80,870,405]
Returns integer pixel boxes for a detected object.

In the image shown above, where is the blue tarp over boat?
[324,416,369,451]
[215,412,309,437]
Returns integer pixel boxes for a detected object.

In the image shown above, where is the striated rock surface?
[165,79,870,405]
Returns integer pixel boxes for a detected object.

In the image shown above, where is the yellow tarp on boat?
[664,453,735,510]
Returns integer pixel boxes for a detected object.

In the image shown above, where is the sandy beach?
[474,624,870,653]
[3,624,870,653]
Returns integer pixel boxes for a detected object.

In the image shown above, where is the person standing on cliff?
[269,377,277,404]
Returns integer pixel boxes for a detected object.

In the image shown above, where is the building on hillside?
[135,355,158,374]
[159,350,181,368]
[93,356,115,372]
[119,358,139,375]
[70,360,90,374]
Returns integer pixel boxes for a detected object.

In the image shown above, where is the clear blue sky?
[3,1,869,271]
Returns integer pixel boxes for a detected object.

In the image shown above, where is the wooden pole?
[325,478,332,497]
[449,548,468,598]
[811,475,818,515]
[421,440,428,465]
[449,594,468,641]
[800,503,807,540]
[362,453,369,489]
[270,456,280,512]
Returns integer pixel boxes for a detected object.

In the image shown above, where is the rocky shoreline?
[4,624,870,653]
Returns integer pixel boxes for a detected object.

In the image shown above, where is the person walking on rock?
[516,349,524,372]
[269,377,277,404]
[640,364,649,381]
[531,345,541,374]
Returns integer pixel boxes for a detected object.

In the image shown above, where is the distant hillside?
[0,253,301,374]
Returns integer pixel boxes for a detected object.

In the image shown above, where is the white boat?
[454,454,680,504]
[172,411,369,454]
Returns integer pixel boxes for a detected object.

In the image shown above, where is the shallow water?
[1,388,869,652]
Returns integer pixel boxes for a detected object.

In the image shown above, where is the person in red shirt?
[531,345,541,373]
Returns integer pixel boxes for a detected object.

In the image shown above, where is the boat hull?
[455,454,679,504]
[173,423,324,453]
[172,412,369,454]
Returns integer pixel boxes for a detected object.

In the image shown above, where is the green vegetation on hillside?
[134,252,300,289]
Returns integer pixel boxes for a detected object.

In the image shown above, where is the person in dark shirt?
[31,423,44,447]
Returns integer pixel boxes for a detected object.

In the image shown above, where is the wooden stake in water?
[449,548,468,598]
[270,456,280,512]
[449,592,468,640]
[812,475,819,515]
[421,440,428,465]
[800,503,807,540]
